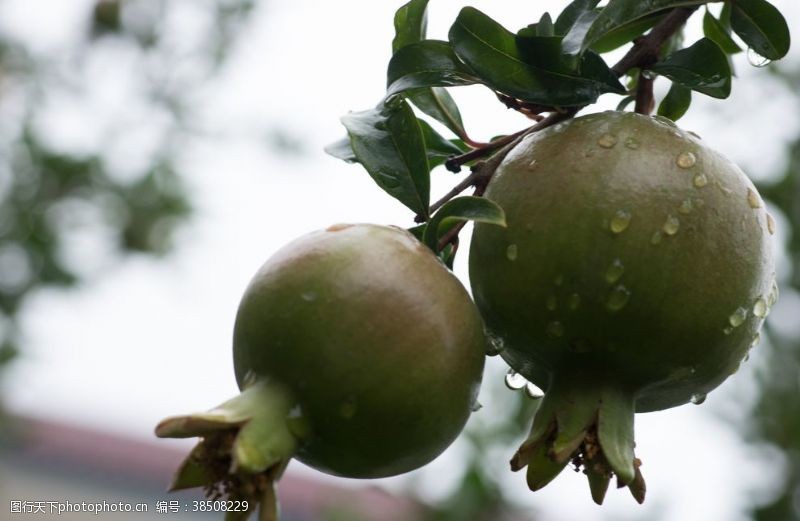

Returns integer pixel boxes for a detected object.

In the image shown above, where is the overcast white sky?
[2,1,799,520]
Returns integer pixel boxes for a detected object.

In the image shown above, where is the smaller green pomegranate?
[469,111,777,504]
[156,224,485,521]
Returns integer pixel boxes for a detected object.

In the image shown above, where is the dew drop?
[605,258,625,284]
[767,280,780,307]
[597,133,618,148]
[546,321,565,338]
[505,369,527,390]
[529,159,538,169]
[506,244,518,261]
[653,115,677,128]
[723,326,733,335]
[729,307,748,328]
[301,291,318,302]
[753,297,768,318]
[750,332,761,349]
[662,215,680,236]
[642,69,658,80]
[747,47,771,67]
[676,151,697,169]
[546,295,558,311]
[747,188,762,209]
[690,393,707,405]
[485,331,506,356]
[339,398,358,419]
[766,213,776,235]
[650,231,663,245]
[678,199,693,215]
[471,400,483,412]
[610,210,631,233]
[568,293,581,311]
[525,382,544,399]
[624,137,640,150]
[606,285,631,312]
[693,173,709,188]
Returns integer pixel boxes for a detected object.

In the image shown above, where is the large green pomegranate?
[156,224,485,520]
[469,111,777,504]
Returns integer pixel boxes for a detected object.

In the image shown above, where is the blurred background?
[0,1,798,520]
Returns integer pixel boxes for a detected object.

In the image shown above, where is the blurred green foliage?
[0,0,256,372]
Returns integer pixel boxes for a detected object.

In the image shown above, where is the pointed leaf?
[324,137,357,163]
[730,0,790,60]
[703,10,742,54]
[169,444,212,491]
[449,7,624,106]
[591,12,665,53]
[525,441,571,491]
[418,120,467,169]
[657,82,692,121]
[563,0,706,55]
[586,464,612,505]
[387,40,478,97]
[651,38,731,99]
[537,13,555,37]
[342,100,430,216]
[407,87,466,139]
[423,196,505,251]
[554,0,601,36]
[392,0,429,53]
[597,387,636,485]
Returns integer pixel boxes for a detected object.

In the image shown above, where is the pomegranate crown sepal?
[155,380,300,521]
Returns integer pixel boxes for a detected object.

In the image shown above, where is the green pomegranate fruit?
[156,224,485,520]
[469,111,777,504]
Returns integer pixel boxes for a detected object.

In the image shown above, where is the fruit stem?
[510,371,644,504]
[155,380,298,521]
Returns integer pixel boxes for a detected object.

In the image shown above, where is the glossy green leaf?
[554,0,601,36]
[730,0,790,60]
[324,137,357,163]
[591,12,664,53]
[423,196,506,251]
[341,99,430,216]
[387,40,478,97]
[657,83,692,121]
[418,119,467,169]
[651,38,731,98]
[449,7,623,106]
[703,10,742,53]
[392,0,429,53]
[563,0,706,55]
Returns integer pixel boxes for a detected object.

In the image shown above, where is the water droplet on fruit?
[605,285,631,312]
[485,331,506,356]
[242,370,259,389]
[690,393,707,405]
[529,159,538,169]
[525,382,544,399]
[662,215,680,236]
[650,231,663,245]
[301,291,317,302]
[693,173,708,188]
[767,280,780,307]
[676,152,696,169]
[678,199,693,215]
[506,244,518,261]
[605,258,625,284]
[624,137,640,150]
[546,321,565,338]
[729,307,748,328]
[326,223,353,232]
[715,180,732,197]
[568,293,581,310]
[766,213,776,235]
[723,326,733,335]
[747,47,771,67]
[642,69,658,80]
[610,210,631,233]
[546,295,558,311]
[753,297,768,318]
[597,133,618,148]
[339,397,358,419]
[747,188,762,209]
[471,400,483,412]
[505,370,527,390]
[653,115,677,128]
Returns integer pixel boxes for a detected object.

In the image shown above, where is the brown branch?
[634,71,655,114]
